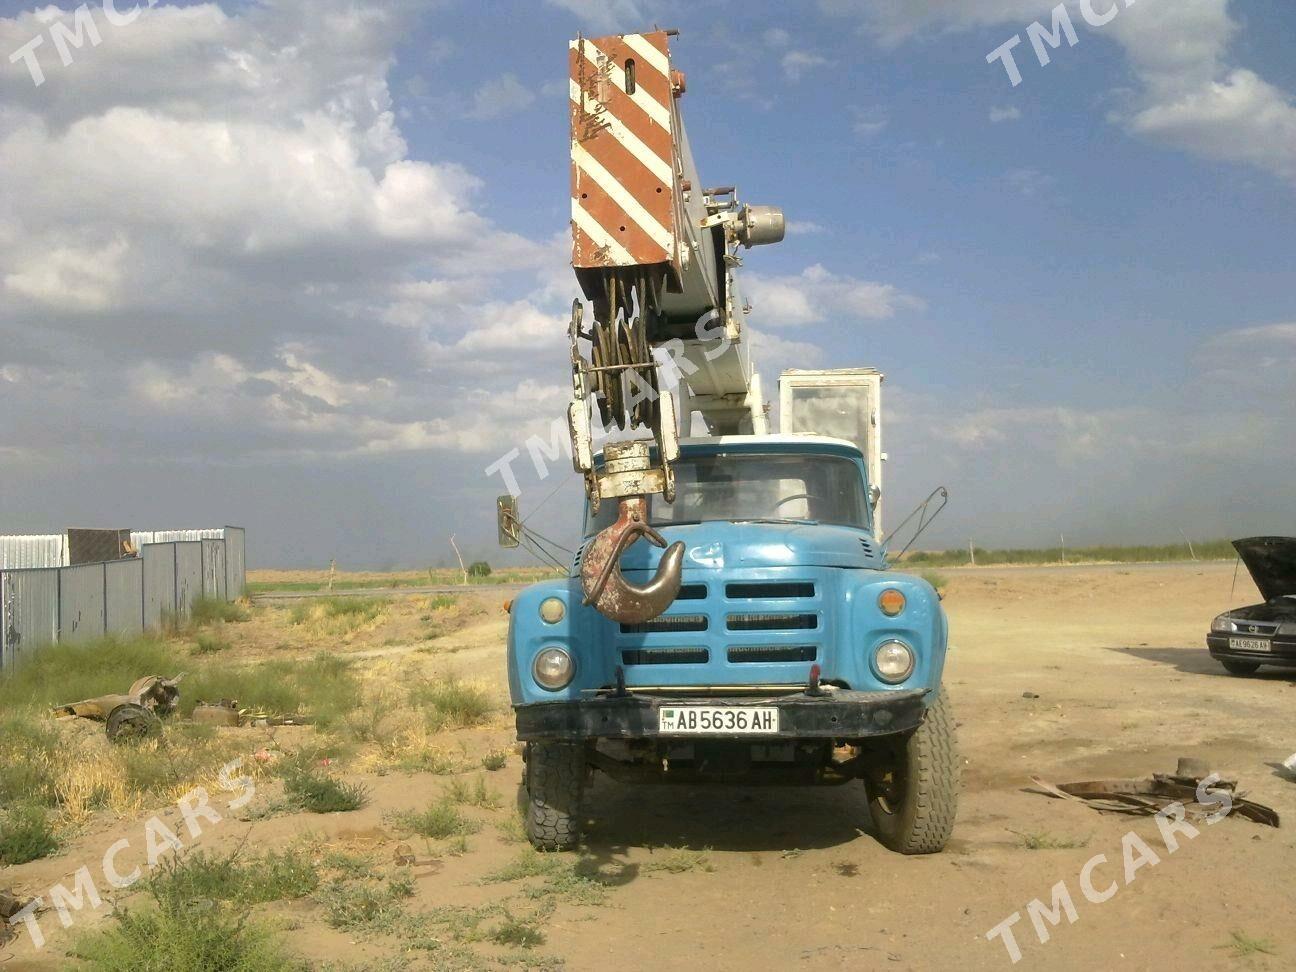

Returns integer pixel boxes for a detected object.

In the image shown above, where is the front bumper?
[1206,634,1296,665]
[514,688,930,742]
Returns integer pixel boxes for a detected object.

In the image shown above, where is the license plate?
[658,706,779,735]
[1229,637,1272,653]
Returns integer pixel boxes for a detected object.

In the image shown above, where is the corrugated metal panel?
[175,542,203,620]
[1,569,59,673]
[0,535,68,570]
[105,559,144,637]
[131,528,225,548]
[201,539,227,601]
[59,563,105,643]
[142,543,177,630]
[224,526,246,598]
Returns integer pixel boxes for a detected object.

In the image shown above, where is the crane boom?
[566,29,785,622]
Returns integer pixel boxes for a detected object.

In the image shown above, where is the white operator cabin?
[778,369,885,531]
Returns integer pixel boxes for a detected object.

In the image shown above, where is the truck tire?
[524,741,586,852]
[864,687,959,855]
[1221,659,1261,676]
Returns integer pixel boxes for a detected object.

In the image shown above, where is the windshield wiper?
[734,517,819,526]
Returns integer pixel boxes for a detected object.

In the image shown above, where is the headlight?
[533,647,574,690]
[1211,616,1231,633]
[539,597,566,624]
[873,641,915,683]
[878,589,906,617]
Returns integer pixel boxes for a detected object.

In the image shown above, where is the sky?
[0,0,1293,570]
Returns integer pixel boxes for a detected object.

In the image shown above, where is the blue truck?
[505,434,958,855]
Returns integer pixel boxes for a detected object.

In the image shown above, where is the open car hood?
[1233,537,1296,602]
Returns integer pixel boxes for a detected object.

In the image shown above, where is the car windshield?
[585,453,869,535]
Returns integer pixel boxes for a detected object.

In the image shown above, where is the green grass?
[481,749,509,771]
[147,849,319,905]
[445,775,502,809]
[644,848,715,874]
[1010,830,1090,851]
[389,801,481,840]
[245,569,550,595]
[189,596,250,626]
[0,638,362,725]
[288,596,390,626]
[283,768,368,813]
[193,632,230,654]
[0,637,181,714]
[490,914,545,948]
[898,538,1237,568]
[484,850,610,905]
[915,570,949,594]
[1216,931,1278,958]
[411,675,494,730]
[0,803,59,865]
[0,713,63,807]
[72,859,300,972]
[317,876,414,932]
[428,594,457,611]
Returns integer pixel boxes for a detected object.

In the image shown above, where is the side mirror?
[497,495,520,548]
[869,485,881,509]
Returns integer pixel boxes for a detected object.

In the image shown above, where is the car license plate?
[1229,637,1272,653]
[658,706,779,735]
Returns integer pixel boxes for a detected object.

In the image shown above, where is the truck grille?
[620,614,708,634]
[726,613,818,631]
[623,647,709,666]
[726,582,815,599]
[727,645,817,663]
[616,573,827,685]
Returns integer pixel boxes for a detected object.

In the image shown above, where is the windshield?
[585,453,870,535]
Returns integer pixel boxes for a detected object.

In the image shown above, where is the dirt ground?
[4,562,1294,971]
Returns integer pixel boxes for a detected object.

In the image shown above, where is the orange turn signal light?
[878,589,906,617]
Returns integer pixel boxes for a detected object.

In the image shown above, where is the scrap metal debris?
[54,674,185,742]
[193,700,242,727]
[1029,758,1279,828]
[1,890,31,945]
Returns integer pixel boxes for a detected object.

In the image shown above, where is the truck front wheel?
[524,741,586,852]
[863,688,959,855]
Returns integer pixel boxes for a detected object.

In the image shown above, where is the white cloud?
[0,0,564,474]
[821,0,1296,185]
[1197,322,1296,391]
[1005,166,1056,196]
[763,27,792,48]
[746,264,924,327]
[543,0,645,33]
[465,73,537,120]
[989,105,1022,123]
[781,50,830,81]
[851,105,890,136]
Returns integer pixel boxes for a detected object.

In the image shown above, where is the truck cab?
[505,433,959,855]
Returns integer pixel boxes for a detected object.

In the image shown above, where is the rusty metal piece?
[54,673,184,741]
[193,700,242,727]
[1029,760,1279,828]
[581,496,684,624]
[105,702,161,742]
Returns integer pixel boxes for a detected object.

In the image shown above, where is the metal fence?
[0,528,248,675]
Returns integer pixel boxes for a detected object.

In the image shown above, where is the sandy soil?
[4,562,1294,971]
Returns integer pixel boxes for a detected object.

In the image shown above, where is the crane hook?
[580,496,684,624]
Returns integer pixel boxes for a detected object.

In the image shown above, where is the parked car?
[1208,537,1296,675]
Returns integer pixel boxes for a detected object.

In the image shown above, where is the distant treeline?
[898,539,1237,568]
